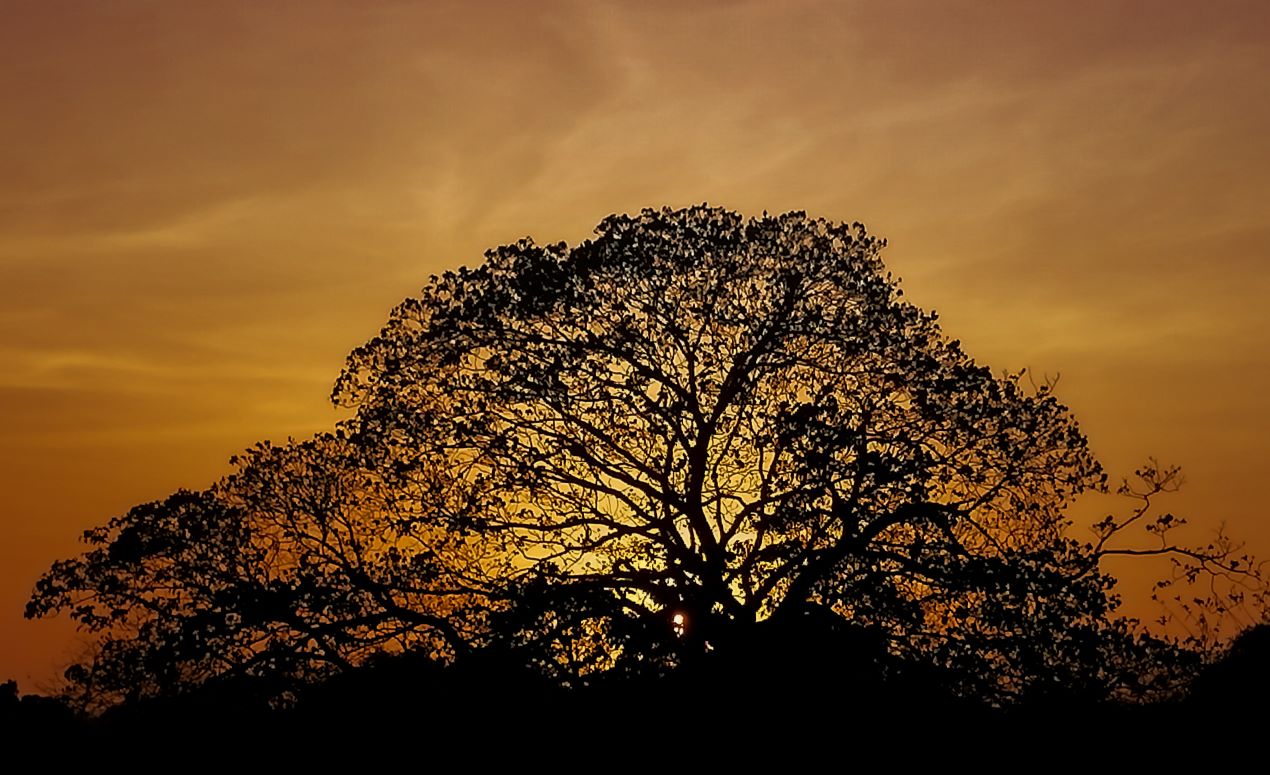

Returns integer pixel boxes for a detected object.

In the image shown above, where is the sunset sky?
[3,0,1269,687]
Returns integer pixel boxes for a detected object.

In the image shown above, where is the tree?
[329,206,1221,699]
[28,206,1261,707]
[25,434,495,709]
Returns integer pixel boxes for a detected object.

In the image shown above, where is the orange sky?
[3,0,1269,688]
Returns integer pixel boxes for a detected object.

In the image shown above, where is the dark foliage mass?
[19,207,1266,729]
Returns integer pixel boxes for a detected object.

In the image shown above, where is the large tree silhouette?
[28,206,1260,708]
[332,206,1214,698]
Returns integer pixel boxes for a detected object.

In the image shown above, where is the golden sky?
[3,0,1269,686]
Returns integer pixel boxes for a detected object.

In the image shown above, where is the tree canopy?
[27,206,1264,710]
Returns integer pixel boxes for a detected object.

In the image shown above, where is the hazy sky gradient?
[3,0,1269,685]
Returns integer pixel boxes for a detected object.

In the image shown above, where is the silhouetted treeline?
[14,208,1268,756]
[6,622,1268,752]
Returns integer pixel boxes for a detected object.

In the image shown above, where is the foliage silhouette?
[1,679,76,737]
[1185,623,1270,706]
[26,434,487,710]
[26,206,1264,713]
